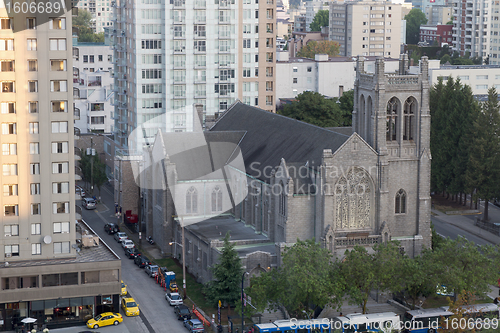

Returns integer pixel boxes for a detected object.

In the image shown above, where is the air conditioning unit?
[5,253,12,258]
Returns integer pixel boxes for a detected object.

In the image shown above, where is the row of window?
[1,80,70,94]
[82,54,110,63]
[3,162,69,175]
[3,202,70,216]
[1,270,119,290]
[0,17,65,30]
[4,222,70,237]
[4,242,70,257]
[3,182,70,196]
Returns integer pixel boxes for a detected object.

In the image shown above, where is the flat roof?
[278,56,400,64]
[186,216,268,242]
[0,220,120,269]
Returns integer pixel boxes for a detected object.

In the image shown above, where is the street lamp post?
[170,215,186,299]
[241,271,249,333]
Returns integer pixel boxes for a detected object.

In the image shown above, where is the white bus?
[330,312,401,333]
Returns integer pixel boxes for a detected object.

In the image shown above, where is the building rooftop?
[437,65,500,69]
[278,56,400,63]
[186,216,268,242]
[0,220,120,269]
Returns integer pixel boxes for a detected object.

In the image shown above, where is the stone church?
[139,55,431,283]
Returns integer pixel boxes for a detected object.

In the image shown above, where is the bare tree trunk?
[475,197,478,210]
[484,200,489,221]
[470,192,473,209]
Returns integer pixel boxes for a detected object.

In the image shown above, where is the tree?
[279,91,349,127]
[73,9,104,43]
[79,152,107,196]
[399,253,436,309]
[73,9,93,28]
[439,291,483,333]
[427,237,500,298]
[339,242,404,314]
[247,239,343,319]
[309,10,329,32]
[203,232,242,316]
[297,40,340,59]
[405,9,427,45]
[466,87,500,220]
[338,90,354,126]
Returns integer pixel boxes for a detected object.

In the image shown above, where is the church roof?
[159,131,246,181]
[210,102,350,182]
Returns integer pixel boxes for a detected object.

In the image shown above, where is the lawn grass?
[423,294,493,309]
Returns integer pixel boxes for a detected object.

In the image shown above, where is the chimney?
[194,103,204,132]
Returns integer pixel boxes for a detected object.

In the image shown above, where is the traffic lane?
[80,207,187,333]
[431,216,493,246]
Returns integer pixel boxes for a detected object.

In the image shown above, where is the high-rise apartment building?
[112,0,276,150]
[0,8,120,331]
[452,0,491,59]
[329,1,402,58]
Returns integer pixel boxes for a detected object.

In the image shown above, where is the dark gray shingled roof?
[161,131,246,181]
[210,102,350,182]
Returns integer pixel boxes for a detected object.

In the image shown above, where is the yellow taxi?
[121,297,140,316]
[86,312,123,329]
[121,280,127,296]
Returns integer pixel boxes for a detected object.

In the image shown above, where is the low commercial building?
[276,53,399,103]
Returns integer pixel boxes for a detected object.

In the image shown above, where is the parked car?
[76,185,86,198]
[184,319,204,333]
[121,280,127,296]
[104,223,120,235]
[86,312,122,329]
[125,248,141,259]
[494,199,500,207]
[174,304,191,321]
[114,232,128,243]
[82,197,96,210]
[165,292,183,306]
[121,297,140,316]
[121,239,135,250]
[134,256,151,268]
[145,264,159,278]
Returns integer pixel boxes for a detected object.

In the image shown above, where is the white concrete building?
[112,0,277,150]
[72,42,114,134]
[452,0,491,60]
[329,1,402,58]
[275,53,399,103]
[428,64,500,95]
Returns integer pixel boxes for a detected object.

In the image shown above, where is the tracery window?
[335,167,371,229]
[386,97,398,141]
[395,189,406,214]
[211,186,222,212]
[403,97,416,141]
[186,187,197,214]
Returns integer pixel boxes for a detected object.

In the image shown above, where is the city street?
[78,183,188,333]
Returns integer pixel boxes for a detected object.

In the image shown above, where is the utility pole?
[181,215,186,299]
[89,137,94,197]
[241,271,249,333]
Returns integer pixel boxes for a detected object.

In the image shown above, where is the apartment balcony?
[74,127,81,140]
[173,0,185,6]
[74,108,81,120]
[194,0,206,8]
[74,147,82,161]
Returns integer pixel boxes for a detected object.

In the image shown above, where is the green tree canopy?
[309,10,329,32]
[297,40,340,59]
[405,8,427,44]
[73,9,104,43]
[203,232,242,315]
[247,239,343,318]
[466,87,500,220]
[79,150,107,196]
[338,89,354,126]
[339,242,404,314]
[279,91,351,127]
[427,237,500,298]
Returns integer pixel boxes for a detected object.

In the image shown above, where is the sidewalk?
[432,209,500,245]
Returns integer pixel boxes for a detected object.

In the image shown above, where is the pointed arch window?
[279,181,286,216]
[404,97,416,141]
[395,189,406,214]
[186,186,197,214]
[386,97,398,141]
[212,186,222,212]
